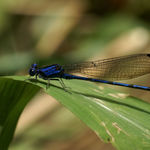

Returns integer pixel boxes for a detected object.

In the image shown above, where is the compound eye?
[29,68,36,76]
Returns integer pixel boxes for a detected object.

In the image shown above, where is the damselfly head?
[29,63,38,76]
[32,63,37,68]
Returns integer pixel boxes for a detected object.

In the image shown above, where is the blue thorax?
[29,63,64,79]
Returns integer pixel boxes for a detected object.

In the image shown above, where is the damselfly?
[29,54,150,91]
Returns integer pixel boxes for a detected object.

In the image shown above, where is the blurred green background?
[0,0,150,149]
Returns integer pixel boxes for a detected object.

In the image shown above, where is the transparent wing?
[63,54,150,81]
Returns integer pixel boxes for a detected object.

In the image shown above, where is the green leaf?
[0,77,40,150]
[1,76,150,150]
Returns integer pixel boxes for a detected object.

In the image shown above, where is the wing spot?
[147,54,150,57]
